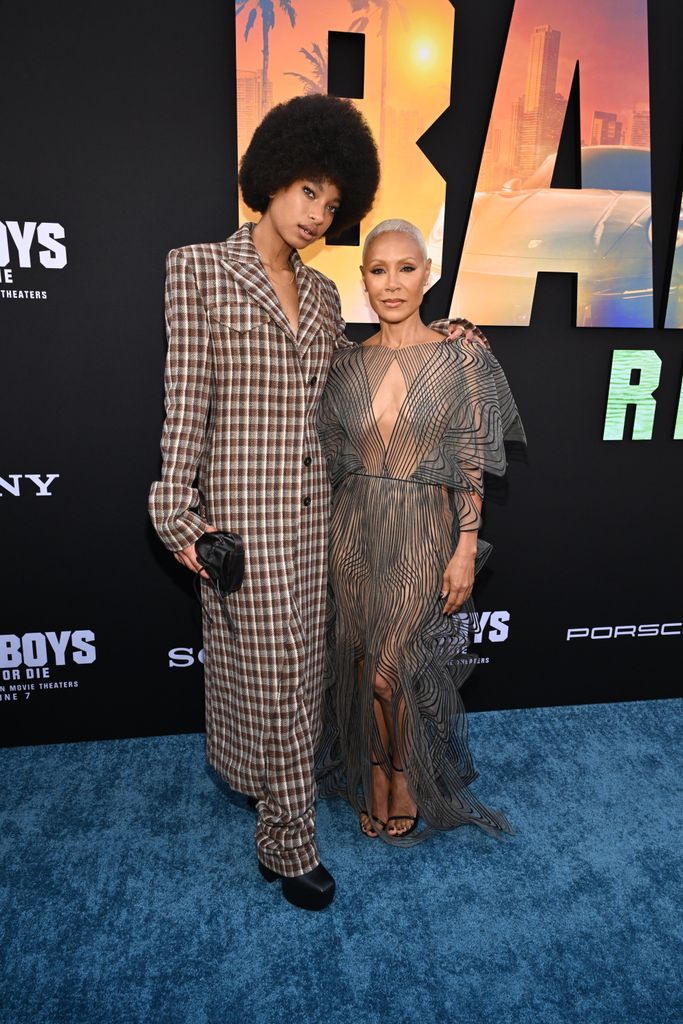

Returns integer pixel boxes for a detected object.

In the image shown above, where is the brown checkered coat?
[149,223,349,876]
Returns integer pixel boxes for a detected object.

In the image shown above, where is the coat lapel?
[292,254,321,359]
[219,223,296,343]
[220,224,325,356]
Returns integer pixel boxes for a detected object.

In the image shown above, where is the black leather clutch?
[195,530,245,598]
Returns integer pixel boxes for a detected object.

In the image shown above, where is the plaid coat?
[149,223,348,875]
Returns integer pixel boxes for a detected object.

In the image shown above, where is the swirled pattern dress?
[315,323,526,844]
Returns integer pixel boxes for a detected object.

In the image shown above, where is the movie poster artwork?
[448,0,654,328]
[234,0,674,329]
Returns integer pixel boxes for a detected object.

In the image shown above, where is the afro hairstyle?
[239,94,380,237]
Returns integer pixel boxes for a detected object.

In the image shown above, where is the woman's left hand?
[440,548,476,614]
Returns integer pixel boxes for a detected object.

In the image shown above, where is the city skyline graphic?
[477,11,650,192]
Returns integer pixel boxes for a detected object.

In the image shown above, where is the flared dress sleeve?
[418,321,526,532]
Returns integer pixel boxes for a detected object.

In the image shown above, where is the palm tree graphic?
[349,0,406,157]
[285,42,327,95]
[236,0,297,118]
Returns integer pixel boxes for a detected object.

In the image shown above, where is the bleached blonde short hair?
[362,218,428,263]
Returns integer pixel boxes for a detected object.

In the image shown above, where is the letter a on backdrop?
[449,0,652,328]
[234,0,454,323]
[664,187,683,328]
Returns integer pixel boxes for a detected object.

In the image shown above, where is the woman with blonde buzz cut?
[316,219,526,843]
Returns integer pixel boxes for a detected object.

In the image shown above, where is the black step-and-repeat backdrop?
[2,0,682,747]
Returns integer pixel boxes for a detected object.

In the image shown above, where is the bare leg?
[358,662,390,837]
[359,698,391,836]
[372,673,418,837]
[386,694,418,836]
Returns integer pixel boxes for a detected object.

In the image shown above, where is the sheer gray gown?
[315,321,526,844]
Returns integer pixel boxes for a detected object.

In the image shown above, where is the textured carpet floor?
[1,700,681,1024]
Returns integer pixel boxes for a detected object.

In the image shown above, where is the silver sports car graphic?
[431,146,675,328]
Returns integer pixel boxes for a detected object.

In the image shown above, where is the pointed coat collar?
[220,223,320,355]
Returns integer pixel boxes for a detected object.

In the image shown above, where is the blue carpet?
[1,700,681,1024]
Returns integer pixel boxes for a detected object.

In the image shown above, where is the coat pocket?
[207,303,270,334]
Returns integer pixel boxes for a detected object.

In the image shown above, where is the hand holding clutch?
[195,530,245,598]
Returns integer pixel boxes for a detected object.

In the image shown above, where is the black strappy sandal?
[359,761,387,838]
[386,764,419,837]
[359,811,386,838]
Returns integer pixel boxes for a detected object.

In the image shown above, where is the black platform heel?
[257,860,336,911]
[257,861,279,883]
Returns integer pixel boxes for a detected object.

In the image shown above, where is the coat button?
[302,496,311,507]
[303,455,312,466]
[308,375,318,386]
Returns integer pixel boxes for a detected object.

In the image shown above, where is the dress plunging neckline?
[361,340,445,457]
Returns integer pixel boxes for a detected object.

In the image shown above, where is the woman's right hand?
[174,524,217,579]
[448,319,491,351]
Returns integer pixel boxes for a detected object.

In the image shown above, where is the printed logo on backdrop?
[0,474,59,498]
[167,617,510,672]
[437,610,510,667]
[168,646,205,669]
[0,220,67,301]
[0,630,96,704]
[566,621,682,641]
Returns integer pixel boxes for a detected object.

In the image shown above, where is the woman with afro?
[149,94,379,911]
